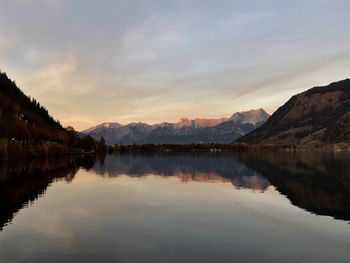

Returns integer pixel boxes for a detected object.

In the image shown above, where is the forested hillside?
[0,71,68,143]
[237,79,350,149]
[0,71,106,157]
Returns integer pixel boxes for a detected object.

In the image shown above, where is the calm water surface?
[0,153,349,262]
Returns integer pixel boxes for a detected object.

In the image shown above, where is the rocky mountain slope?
[83,109,270,145]
[237,79,350,147]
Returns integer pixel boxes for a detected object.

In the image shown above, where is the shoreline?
[2,142,350,160]
[107,143,350,153]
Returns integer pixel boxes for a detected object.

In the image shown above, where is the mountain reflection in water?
[0,152,349,233]
[92,154,271,191]
[237,152,350,221]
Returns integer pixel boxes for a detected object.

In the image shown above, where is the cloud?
[6,0,65,10]
[0,31,18,53]
[22,52,77,93]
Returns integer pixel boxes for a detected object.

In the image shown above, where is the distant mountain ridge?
[237,79,350,148]
[83,109,270,145]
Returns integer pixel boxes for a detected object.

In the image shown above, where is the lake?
[0,152,349,262]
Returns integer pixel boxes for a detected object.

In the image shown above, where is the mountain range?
[82,109,270,145]
[3,69,349,150]
[238,79,350,148]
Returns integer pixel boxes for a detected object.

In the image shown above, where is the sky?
[0,0,349,130]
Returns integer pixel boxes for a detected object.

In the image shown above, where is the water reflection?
[92,154,271,191]
[236,152,350,221]
[0,156,96,230]
[0,152,349,234]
